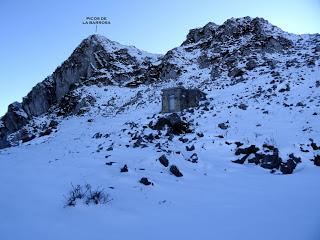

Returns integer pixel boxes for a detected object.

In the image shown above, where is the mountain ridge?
[0,16,319,149]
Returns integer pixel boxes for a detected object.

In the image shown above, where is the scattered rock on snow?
[260,149,282,170]
[235,145,259,155]
[238,103,248,110]
[120,164,128,172]
[149,113,191,135]
[312,155,320,166]
[170,165,183,177]
[139,177,153,186]
[186,145,195,151]
[218,122,229,130]
[159,155,169,167]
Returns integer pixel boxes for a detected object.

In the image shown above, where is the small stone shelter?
[161,87,206,113]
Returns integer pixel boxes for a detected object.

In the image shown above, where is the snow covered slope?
[0,17,320,240]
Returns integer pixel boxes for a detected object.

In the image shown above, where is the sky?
[0,0,320,117]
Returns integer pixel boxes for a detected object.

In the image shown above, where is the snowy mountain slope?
[0,17,320,240]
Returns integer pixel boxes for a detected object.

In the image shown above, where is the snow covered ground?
[1,65,319,240]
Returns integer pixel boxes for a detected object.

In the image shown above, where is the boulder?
[169,165,183,177]
[186,145,195,151]
[1,102,29,133]
[233,153,251,164]
[159,155,169,167]
[311,142,320,151]
[235,145,259,155]
[120,164,128,173]
[280,159,296,174]
[139,177,153,186]
[238,103,248,110]
[260,149,282,169]
[150,113,191,135]
[228,68,244,78]
[218,122,229,130]
[312,155,320,166]
[188,153,199,163]
[245,59,257,70]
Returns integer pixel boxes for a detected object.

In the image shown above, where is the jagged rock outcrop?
[0,102,29,137]
[22,76,56,116]
[0,35,161,147]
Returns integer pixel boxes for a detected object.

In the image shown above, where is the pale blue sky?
[0,0,319,116]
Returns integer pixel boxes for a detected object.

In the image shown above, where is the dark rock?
[186,145,195,151]
[0,137,10,149]
[159,155,169,167]
[188,153,198,163]
[133,136,148,148]
[218,122,229,130]
[263,144,275,151]
[232,153,250,164]
[105,161,115,166]
[150,113,191,135]
[311,142,320,151]
[260,149,282,169]
[139,177,153,186]
[288,153,301,164]
[228,68,244,78]
[234,141,243,147]
[196,132,204,138]
[312,155,320,166]
[39,128,53,137]
[235,145,259,155]
[21,132,36,143]
[93,132,103,139]
[296,102,305,107]
[182,22,218,45]
[120,164,128,172]
[49,120,59,129]
[248,153,264,165]
[238,103,248,110]
[178,137,189,143]
[245,59,257,70]
[169,165,183,177]
[280,159,296,174]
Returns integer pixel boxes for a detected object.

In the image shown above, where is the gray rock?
[1,102,29,133]
[228,68,244,78]
[245,59,257,70]
[22,76,56,117]
[182,22,219,45]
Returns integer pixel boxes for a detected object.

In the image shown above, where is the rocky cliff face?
[0,35,161,148]
[0,17,319,149]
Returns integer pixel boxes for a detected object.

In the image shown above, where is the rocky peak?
[182,22,219,45]
[182,17,290,47]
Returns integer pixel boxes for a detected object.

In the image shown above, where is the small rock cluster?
[232,143,301,174]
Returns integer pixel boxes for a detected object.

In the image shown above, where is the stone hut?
[161,87,206,113]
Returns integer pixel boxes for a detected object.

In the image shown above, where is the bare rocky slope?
[1,16,319,152]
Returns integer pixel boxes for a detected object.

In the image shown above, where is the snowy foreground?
[1,74,320,240]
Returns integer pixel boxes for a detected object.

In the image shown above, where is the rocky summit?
[0,17,319,240]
